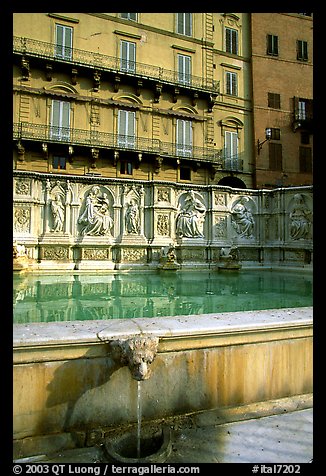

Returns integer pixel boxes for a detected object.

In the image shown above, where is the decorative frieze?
[12,172,313,269]
[42,246,69,260]
[122,248,147,262]
[82,248,110,260]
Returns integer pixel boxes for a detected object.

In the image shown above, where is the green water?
[13,270,313,324]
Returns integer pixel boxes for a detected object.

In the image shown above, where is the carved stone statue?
[289,194,311,240]
[231,200,254,238]
[176,190,206,238]
[125,199,140,234]
[50,193,65,232]
[218,245,241,270]
[159,243,180,270]
[78,186,113,236]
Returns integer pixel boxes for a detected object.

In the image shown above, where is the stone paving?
[28,406,312,464]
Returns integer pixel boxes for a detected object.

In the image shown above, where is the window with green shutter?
[299,147,312,173]
[224,131,238,169]
[267,34,278,56]
[176,13,192,36]
[118,110,135,149]
[50,100,70,141]
[297,40,308,61]
[178,54,191,86]
[120,13,137,21]
[226,71,237,96]
[225,28,238,55]
[120,40,136,73]
[176,119,192,157]
[269,143,283,171]
[55,24,73,60]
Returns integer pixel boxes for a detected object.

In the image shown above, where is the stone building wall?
[13,171,313,270]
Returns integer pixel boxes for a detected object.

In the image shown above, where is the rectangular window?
[224,131,238,167]
[120,40,136,73]
[299,147,312,173]
[225,71,237,96]
[267,34,278,56]
[178,54,191,86]
[297,40,308,61]
[268,92,281,109]
[270,128,281,140]
[55,24,73,60]
[176,13,192,36]
[269,143,283,171]
[225,28,238,55]
[180,166,191,181]
[120,160,133,175]
[118,110,135,149]
[176,119,192,157]
[120,13,137,21]
[50,100,70,141]
[52,156,66,170]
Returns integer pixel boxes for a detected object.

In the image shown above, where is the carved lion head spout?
[109,336,159,381]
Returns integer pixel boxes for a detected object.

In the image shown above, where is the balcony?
[13,122,220,165]
[13,36,220,95]
[292,98,313,133]
[220,152,244,172]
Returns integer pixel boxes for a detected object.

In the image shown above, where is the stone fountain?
[103,335,172,462]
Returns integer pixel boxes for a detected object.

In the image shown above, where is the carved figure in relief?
[51,193,65,232]
[231,200,254,238]
[125,199,140,234]
[289,194,311,240]
[78,186,113,236]
[176,190,206,238]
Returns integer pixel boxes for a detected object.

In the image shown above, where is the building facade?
[251,13,313,188]
[13,13,253,186]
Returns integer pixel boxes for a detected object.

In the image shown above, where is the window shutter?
[61,101,70,139]
[64,26,72,60]
[176,119,192,156]
[269,143,282,171]
[51,100,70,140]
[55,25,72,60]
[121,41,135,72]
[184,13,192,36]
[177,13,183,34]
[118,110,135,148]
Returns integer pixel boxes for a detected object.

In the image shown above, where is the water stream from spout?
[137,380,142,459]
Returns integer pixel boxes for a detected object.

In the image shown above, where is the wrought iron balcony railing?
[220,152,244,172]
[13,122,221,164]
[13,36,220,94]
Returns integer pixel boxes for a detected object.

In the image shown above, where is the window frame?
[50,99,71,141]
[297,40,308,61]
[52,156,67,170]
[176,119,193,158]
[177,53,192,86]
[268,92,281,109]
[269,142,283,171]
[225,27,238,55]
[266,34,279,56]
[55,24,73,60]
[176,13,192,36]
[179,166,192,181]
[120,39,136,73]
[117,109,136,149]
[225,71,238,96]
[120,160,133,175]
[120,13,137,21]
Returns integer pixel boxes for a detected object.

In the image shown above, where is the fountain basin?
[104,425,172,463]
